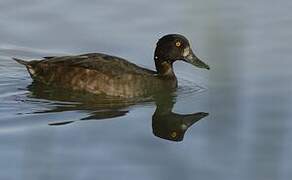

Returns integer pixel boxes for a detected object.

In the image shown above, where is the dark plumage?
[13,34,209,97]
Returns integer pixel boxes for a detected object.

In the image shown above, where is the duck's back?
[17,53,171,97]
[41,53,156,75]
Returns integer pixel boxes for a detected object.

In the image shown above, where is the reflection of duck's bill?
[183,48,210,70]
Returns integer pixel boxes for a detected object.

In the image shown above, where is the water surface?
[1,0,292,180]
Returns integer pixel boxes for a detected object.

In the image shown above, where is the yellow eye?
[175,41,181,47]
[171,131,177,138]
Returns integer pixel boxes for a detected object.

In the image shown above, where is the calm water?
[1,0,292,179]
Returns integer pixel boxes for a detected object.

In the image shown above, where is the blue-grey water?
[1,0,292,180]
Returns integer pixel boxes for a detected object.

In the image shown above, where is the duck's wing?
[39,53,156,76]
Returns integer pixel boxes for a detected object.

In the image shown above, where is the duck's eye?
[175,41,181,47]
[171,131,177,138]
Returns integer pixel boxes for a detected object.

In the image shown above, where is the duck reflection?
[27,82,209,142]
[152,94,208,141]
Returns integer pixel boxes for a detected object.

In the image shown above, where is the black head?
[154,34,209,75]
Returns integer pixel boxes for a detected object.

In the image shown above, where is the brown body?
[16,53,177,97]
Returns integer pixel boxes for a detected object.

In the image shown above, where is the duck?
[13,34,210,97]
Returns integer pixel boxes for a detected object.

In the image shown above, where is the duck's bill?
[183,49,210,70]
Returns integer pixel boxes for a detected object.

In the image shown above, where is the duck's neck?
[155,60,177,87]
[155,61,177,88]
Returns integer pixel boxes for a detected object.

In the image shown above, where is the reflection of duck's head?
[152,109,209,142]
[151,92,209,142]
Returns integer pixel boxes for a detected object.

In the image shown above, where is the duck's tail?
[13,58,37,77]
[12,58,30,66]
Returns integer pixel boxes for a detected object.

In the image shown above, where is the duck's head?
[154,34,209,76]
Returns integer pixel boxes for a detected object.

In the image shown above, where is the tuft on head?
[157,34,190,46]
